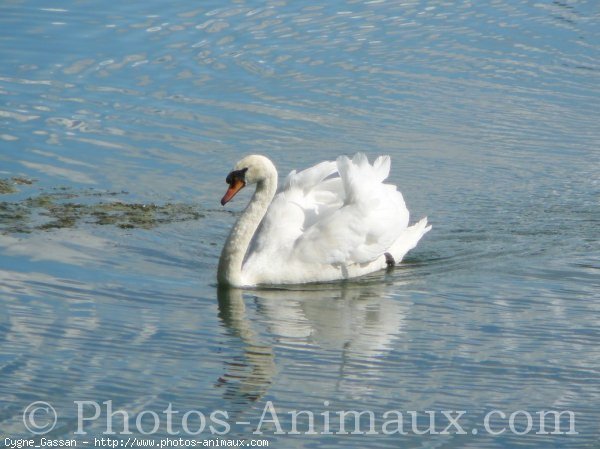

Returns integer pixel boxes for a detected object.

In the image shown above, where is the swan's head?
[221,154,276,205]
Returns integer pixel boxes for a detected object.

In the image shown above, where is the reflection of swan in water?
[216,280,407,404]
[217,285,276,404]
[256,283,406,359]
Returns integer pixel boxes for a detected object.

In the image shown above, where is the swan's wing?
[245,159,341,262]
[292,154,410,265]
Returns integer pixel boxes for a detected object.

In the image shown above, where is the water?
[0,0,598,447]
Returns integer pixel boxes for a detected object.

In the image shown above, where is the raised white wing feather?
[246,153,410,269]
[292,154,409,265]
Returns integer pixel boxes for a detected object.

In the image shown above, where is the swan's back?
[242,153,429,285]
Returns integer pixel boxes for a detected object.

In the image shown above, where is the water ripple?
[0,0,598,445]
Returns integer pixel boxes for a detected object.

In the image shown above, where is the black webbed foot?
[384,252,395,268]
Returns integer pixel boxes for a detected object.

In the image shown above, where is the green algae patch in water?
[90,201,204,229]
[0,179,17,194]
[0,177,33,194]
[0,180,204,234]
[0,177,35,194]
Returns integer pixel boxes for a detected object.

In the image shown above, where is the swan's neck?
[218,174,277,286]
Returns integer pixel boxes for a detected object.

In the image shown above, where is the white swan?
[218,153,430,287]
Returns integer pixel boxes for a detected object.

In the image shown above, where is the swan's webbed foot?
[384,252,395,268]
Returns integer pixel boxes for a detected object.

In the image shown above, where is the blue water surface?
[0,1,598,448]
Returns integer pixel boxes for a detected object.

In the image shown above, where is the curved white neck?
[217,173,277,286]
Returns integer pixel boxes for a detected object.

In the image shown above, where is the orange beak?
[221,179,245,205]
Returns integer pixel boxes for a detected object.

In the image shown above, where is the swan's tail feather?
[388,217,431,263]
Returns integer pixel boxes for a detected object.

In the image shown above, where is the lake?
[0,1,598,448]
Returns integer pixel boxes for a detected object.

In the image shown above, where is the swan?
[218,153,431,287]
